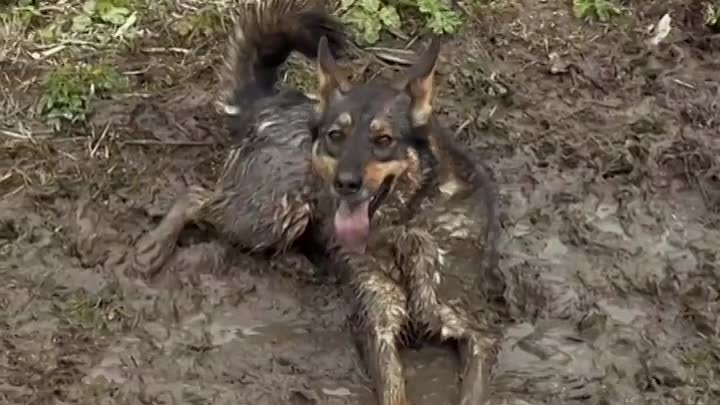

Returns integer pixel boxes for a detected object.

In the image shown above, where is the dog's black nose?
[334,171,363,195]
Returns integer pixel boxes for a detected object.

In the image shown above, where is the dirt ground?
[1,0,719,404]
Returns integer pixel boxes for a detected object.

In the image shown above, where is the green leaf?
[414,0,463,34]
[71,14,93,32]
[573,0,620,21]
[360,17,382,44]
[572,1,587,18]
[99,6,130,25]
[378,5,401,29]
[358,0,380,13]
[172,19,193,37]
[82,0,97,15]
[706,4,720,30]
[343,7,381,45]
[426,9,463,34]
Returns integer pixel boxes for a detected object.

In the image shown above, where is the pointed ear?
[316,36,351,113]
[403,38,442,127]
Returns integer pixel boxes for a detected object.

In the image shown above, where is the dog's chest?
[415,195,487,272]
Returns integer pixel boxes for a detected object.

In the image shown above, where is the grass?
[65,295,114,334]
[0,0,475,135]
[572,0,622,22]
[0,0,239,133]
[706,2,720,32]
[340,0,464,45]
[40,63,128,130]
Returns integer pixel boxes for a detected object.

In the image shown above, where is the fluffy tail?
[217,0,348,115]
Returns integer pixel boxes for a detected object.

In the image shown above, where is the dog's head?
[309,36,442,253]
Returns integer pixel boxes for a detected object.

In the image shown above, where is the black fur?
[223,1,348,110]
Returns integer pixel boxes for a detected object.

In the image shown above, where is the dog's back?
[216,0,347,146]
[207,0,348,250]
[129,0,349,276]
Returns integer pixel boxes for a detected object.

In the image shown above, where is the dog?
[306,35,501,405]
[129,0,501,403]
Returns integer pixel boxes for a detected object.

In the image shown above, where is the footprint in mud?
[494,160,720,404]
[487,303,687,404]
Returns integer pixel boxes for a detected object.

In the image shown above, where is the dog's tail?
[217,0,348,115]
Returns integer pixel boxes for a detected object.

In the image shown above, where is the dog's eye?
[373,135,393,148]
[326,130,344,142]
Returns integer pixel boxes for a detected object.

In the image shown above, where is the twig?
[141,47,191,55]
[0,172,13,184]
[90,122,112,158]
[454,118,472,137]
[121,139,219,146]
[404,35,419,50]
[0,128,31,140]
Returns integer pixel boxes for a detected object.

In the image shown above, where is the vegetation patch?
[171,4,231,42]
[40,63,128,131]
[706,2,720,32]
[572,0,622,22]
[341,0,464,45]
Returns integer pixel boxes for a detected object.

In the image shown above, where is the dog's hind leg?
[346,254,410,405]
[393,228,491,405]
[130,185,212,278]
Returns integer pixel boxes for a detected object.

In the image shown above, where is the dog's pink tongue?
[334,200,370,253]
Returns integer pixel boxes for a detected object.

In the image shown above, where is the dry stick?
[454,118,473,137]
[0,129,29,140]
[121,139,219,146]
[89,122,112,158]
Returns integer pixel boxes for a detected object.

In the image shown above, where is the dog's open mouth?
[333,177,393,254]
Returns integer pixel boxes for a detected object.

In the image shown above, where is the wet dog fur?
[129,0,348,278]
[307,37,500,405]
[129,1,500,404]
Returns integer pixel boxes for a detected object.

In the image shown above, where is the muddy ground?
[1,0,720,404]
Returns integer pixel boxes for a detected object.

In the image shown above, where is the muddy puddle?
[1,0,720,404]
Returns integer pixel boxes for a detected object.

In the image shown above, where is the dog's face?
[310,37,441,253]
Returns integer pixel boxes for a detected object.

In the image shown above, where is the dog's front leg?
[392,228,491,405]
[344,253,410,405]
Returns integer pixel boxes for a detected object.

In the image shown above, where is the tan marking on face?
[364,160,408,192]
[363,147,422,194]
[310,140,338,182]
[337,112,352,128]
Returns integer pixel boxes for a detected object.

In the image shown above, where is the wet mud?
[1,1,719,404]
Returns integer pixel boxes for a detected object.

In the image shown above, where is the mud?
[1,1,719,404]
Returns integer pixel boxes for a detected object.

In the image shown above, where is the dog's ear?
[316,36,351,113]
[401,38,442,127]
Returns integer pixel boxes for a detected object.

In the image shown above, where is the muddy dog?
[129,0,500,404]
[308,36,500,405]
